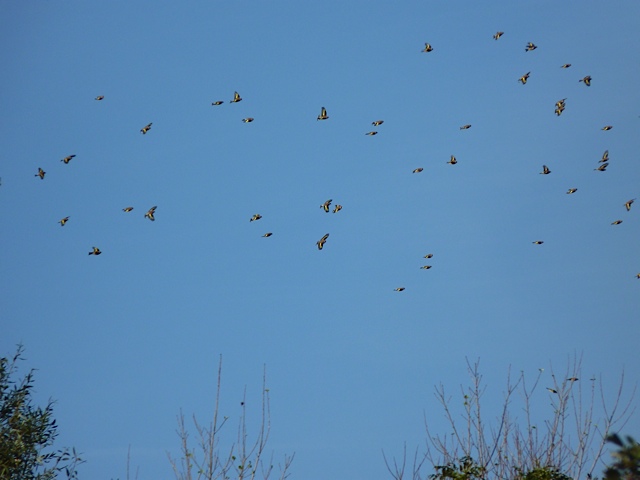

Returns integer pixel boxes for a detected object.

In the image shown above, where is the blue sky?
[1,1,639,479]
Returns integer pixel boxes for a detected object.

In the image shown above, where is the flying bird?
[423,254,433,259]
[595,163,608,172]
[420,265,432,270]
[448,155,457,165]
[560,64,572,68]
[493,31,504,40]
[88,247,102,256]
[566,188,578,194]
[540,165,551,175]
[624,199,635,211]
[519,72,531,84]
[211,100,224,106]
[317,106,329,121]
[95,95,104,100]
[230,91,242,103]
[422,43,433,53]
[123,207,133,212]
[602,125,613,131]
[394,287,405,292]
[525,42,537,51]
[611,220,623,225]
[579,76,592,86]
[636,274,640,279]
[59,216,70,226]
[242,117,254,123]
[555,99,566,109]
[460,124,472,130]
[372,120,384,126]
[35,168,45,179]
[600,150,609,163]
[413,168,423,173]
[61,155,76,164]
[262,232,273,237]
[333,204,342,213]
[316,233,329,250]
[250,214,262,222]
[533,241,544,245]
[365,131,378,136]
[144,206,157,221]
[567,377,579,382]
[555,106,565,116]
[546,388,558,394]
[140,123,152,134]
[320,199,332,212]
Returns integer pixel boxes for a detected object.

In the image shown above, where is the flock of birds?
[31,31,639,285]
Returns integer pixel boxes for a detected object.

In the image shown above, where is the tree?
[0,345,84,480]
[384,357,635,480]
[604,434,640,480]
[167,357,294,480]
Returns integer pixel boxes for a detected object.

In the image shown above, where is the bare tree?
[385,356,636,479]
[167,357,294,480]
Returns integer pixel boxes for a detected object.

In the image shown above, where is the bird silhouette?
[250,214,262,222]
[423,254,433,259]
[602,125,613,131]
[420,265,432,270]
[460,124,472,130]
[211,100,224,106]
[624,199,635,211]
[58,216,69,226]
[540,165,551,175]
[533,241,544,245]
[320,199,332,212]
[35,168,45,179]
[372,120,384,126]
[88,247,102,256]
[317,233,329,250]
[493,31,504,40]
[525,42,537,51]
[95,95,104,100]
[579,76,592,86]
[611,220,623,225]
[242,117,254,123]
[566,188,578,194]
[365,131,378,136]
[560,64,572,69]
[519,72,531,84]
[317,106,329,121]
[422,43,433,53]
[333,204,342,214]
[61,155,76,164]
[123,207,134,212]
[140,123,152,134]
[595,163,608,172]
[230,91,242,103]
[394,287,405,292]
[413,168,423,173]
[144,206,157,221]
[262,232,273,237]
[600,150,609,163]
[448,155,457,165]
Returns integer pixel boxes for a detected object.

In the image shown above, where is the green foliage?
[429,456,486,480]
[604,434,640,480]
[0,345,83,480]
[514,466,572,480]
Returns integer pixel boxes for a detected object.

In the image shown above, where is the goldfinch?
[317,233,329,250]
[317,106,329,121]
[144,206,157,221]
